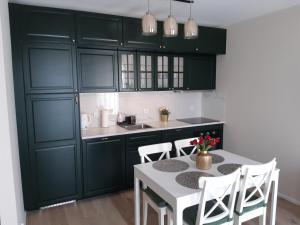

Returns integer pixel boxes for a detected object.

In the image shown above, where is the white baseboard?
[278,192,300,206]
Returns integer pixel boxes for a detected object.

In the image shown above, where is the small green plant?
[159,107,170,115]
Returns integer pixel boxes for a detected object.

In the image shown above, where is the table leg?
[135,176,141,225]
[173,204,183,225]
[270,173,279,225]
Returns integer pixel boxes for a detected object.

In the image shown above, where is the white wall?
[215,5,300,204]
[80,91,203,128]
[0,0,26,224]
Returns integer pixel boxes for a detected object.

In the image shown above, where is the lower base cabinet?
[34,144,80,207]
[82,136,125,197]
[126,131,162,187]
[162,128,194,157]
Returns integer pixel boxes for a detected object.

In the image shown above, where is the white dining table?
[134,150,279,225]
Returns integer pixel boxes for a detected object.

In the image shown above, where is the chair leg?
[259,208,267,225]
[167,210,173,225]
[233,215,242,225]
[158,210,165,225]
[143,200,148,225]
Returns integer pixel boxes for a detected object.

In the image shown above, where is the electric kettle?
[81,113,92,130]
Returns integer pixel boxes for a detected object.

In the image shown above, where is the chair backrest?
[235,158,277,214]
[138,142,172,163]
[195,169,241,225]
[174,138,198,157]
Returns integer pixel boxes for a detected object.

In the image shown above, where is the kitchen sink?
[119,123,153,130]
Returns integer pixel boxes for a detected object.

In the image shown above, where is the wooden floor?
[27,190,300,225]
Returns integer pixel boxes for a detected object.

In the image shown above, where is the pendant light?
[184,2,198,39]
[142,0,157,36]
[164,0,178,37]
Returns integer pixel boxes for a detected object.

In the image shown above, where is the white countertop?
[81,119,224,140]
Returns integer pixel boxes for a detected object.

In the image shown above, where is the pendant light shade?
[142,0,157,36]
[142,12,157,35]
[164,15,178,37]
[184,3,198,39]
[164,0,178,37]
[184,18,198,39]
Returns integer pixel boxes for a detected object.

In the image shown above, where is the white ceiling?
[9,0,300,27]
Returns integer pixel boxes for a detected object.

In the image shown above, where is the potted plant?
[190,135,220,169]
[159,107,170,122]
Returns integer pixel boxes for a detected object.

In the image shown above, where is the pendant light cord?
[169,0,172,16]
[147,0,150,13]
[189,2,192,19]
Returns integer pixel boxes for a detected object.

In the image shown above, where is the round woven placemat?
[190,153,225,164]
[152,159,189,172]
[217,163,242,175]
[175,171,214,189]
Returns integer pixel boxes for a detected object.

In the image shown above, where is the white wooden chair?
[167,169,241,225]
[138,142,172,225]
[174,138,198,157]
[234,159,277,225]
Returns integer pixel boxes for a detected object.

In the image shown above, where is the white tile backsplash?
[80,91,203,128]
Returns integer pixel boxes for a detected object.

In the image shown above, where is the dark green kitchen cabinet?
[123,17,161,49]
[26,94,80,148]
[25,94,81,208]
[77,12,123,47]
[186,55,216,90]
[83,136,125,197]
[15,5,75,43]
[195,26,226,54]
[162,127,193,157]
[161,23,195,52]
[33,144,81,207]
[137,52,155,91]
[126,131,162,187]
[155,54,171,90]
[23,42,77,94]
[119,51,138,91]
[77,49,118,92]
[171,55,186,90]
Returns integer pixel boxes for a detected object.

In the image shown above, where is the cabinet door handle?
[101,137,109,141]
[175,129,182,132]
[75,95,78,104]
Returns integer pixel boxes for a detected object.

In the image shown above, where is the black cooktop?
[176,117,220,124]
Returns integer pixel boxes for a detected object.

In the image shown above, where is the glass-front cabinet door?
[156,55,170,90]
[137,53,154,91]
[119,51,137,91]
[172,56,184,90]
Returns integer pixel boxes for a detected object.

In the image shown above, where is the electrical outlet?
[143,108,149,114]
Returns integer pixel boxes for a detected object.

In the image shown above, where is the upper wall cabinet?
[123,18,161,49]
[17,5,75,43]
[161,24,195,53]
[23,42,77,94]
[186,55,216,90]
[137,52,155,91]
[119,51,138,92]
[77,13,123,47]
[77,49,118,92]
[196,26,226,54]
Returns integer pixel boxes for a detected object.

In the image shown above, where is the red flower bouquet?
[190,135,220,153]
